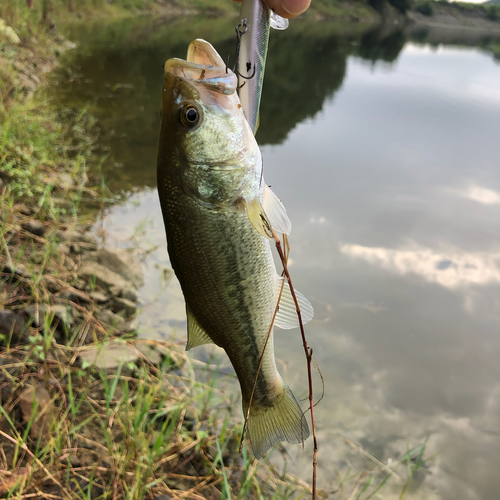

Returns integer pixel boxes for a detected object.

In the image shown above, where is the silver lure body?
[237,0,288,135]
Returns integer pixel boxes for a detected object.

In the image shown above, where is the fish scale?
[163,185,279,406]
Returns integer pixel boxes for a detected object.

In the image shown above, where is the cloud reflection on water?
[451,184,500,205]
[340,243,500,289]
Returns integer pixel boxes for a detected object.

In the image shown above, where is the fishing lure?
[236,0,288,135]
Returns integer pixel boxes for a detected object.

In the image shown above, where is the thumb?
[265,0,311,17]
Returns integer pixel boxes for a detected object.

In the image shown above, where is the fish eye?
[179,104,201,128]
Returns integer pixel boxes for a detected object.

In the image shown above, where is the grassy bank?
[410,0,500,30]
[1,0,238,29]
[0,0,382,28]
[0,2,314,498]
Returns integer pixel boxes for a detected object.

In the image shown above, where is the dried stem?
[273,230,318,500]
[239,277,285,453]
[238,229,318,499]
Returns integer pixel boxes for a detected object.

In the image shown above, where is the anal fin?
[275,278,314,329]
[186,304,214,351]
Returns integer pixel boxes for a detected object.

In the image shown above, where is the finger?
[230,0,311,18]
[265,0,311,17]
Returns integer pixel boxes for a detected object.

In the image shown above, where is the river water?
[54,16,500,500]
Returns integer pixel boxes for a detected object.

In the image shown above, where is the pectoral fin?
[244,197,274,239]
[275,278,314,329]
[244,186,291,239]
[263,184,291,235]
[186,304,214,350]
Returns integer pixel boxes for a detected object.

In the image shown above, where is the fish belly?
[161,182,278,397]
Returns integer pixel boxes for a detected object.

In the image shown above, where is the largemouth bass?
[157,39,312,458]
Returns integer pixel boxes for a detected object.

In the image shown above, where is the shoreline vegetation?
[0,2,314,498]
[0,0,498,498]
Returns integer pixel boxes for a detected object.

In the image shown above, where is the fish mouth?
[187,39,226,67]
[164,39,237,96]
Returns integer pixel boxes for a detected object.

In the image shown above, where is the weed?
[0,333,312,498]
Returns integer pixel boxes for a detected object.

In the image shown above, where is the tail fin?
[246,384,310,459]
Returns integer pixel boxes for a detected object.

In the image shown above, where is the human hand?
[232,0,311,18]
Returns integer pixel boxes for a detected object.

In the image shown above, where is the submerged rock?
[25,304,74,331]
[89,291,109,304]
[0,467,30,495]
[77,248,143,318]
[110,284,137,302]
[95,308,125,329]
[66,454,81,467]
[82,249,144,289]
[57,229,98,250]
[57,288,91,304]
[134,340,162,365]
[110,296,136,317]
[0,354,20,377]
[78,262,137,301]
[14,203,33,216]
[79,343,138,369]
[2,262,30,280]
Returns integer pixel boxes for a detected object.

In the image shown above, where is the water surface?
[54,18,500,500]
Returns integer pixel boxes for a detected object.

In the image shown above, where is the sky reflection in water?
[57,21,500,499]
[257,43,500,499]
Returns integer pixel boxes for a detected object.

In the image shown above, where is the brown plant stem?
[273,230,317,500]
[238,229,318,499]
[239,277,285,454]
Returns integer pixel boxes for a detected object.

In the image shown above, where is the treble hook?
[226,19,256,81]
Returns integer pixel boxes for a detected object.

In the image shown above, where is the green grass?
[410,0,500,22]
[0,0,236,31]
[0,0,382,34]
[414,1,434,16]
[428,0,500,18]
[0,333,313,498]
[303,0,379,21]
[0,43,95,218]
